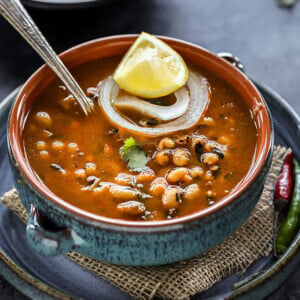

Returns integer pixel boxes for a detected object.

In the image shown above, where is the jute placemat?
[1,146,290,300]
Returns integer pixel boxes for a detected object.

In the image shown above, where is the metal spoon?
[0,0,94,115]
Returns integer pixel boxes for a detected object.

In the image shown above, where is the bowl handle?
[26,205,84,256]
[217,52,245,73]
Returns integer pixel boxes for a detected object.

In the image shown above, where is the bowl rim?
[8,34,273,228]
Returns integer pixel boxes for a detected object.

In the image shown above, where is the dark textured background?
[0,0,299,299]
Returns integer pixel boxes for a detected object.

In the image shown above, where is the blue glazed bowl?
[7,35,273,266]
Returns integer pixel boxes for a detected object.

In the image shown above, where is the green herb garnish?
[121,137,148,171]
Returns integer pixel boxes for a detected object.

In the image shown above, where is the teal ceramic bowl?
[7,35,273,266]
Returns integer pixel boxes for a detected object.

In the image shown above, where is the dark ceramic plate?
[0,81,300,300]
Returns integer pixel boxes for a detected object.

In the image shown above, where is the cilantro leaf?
[122,137,138,152]
[121,138,148,171]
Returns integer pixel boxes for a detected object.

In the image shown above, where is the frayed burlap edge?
[1,146,290,300]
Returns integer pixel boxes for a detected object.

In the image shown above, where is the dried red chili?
[273,151,294,256]
[274,152,294,209]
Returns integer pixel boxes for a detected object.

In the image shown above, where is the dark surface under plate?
[0,81,299,300]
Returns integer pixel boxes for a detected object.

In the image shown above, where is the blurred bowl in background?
[22,0,113,10]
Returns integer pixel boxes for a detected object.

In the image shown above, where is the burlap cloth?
[1,146,290,300]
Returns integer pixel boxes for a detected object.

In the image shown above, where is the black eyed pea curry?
[23,55,257,221]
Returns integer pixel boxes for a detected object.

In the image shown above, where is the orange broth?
[23,56,257,221]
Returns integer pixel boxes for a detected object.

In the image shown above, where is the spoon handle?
[0,0,93,115]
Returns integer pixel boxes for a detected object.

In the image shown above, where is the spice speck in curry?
[23,33,257,221]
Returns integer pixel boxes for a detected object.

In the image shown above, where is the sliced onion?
[114,86,190,121]
[98,70,210,137]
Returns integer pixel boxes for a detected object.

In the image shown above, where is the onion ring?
[98,70,210,137]
[114,86,190,121]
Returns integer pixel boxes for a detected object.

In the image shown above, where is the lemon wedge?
[113,32,189,98]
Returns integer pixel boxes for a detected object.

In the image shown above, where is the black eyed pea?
[93,183,110,195]
[158,137,175,150]
[204,170,215,181]
[204,142,216,152]
[67,142,79,154]
[52,141,64,151]
[172,148,190,166]
[117,201,146,216]
[149,177,168,196]
[74,168,86,179]
[162,186,182,209]
[136,169,156,183]
[183,184,201,202]
[110,185,137,200]
[147,210,165,220]
[201,153,219,165]
[212,147,225,159]
[190,166,204,178]
[192,136,207,157]
[183,174,193,184]
[39,150,49,159]
[192,136,207,149]
[155,150,171,166]
[85,162,97,175]
[175,135,190,145]
[115,173,136,186]
[167,167,189,183]
[35,111,52,127]
[36,141,47,150]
